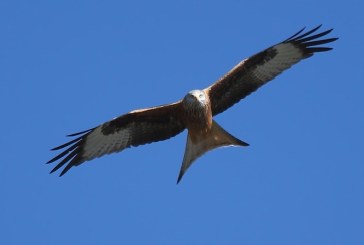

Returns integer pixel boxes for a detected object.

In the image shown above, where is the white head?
[183,90,207,105]
[182,89,212,130]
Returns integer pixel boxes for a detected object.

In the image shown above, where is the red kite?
[47,25,337,183]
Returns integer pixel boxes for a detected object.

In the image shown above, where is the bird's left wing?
[47,102,185,176]
[204,25,338,116]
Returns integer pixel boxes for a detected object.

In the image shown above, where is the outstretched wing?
[47,102,185,176]
[204,25,338,116]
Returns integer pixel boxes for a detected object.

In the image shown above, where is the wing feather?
[47,102,185,176]
[205,25,338,116]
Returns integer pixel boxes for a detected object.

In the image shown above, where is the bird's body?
[182,90,212,133]
[178,90,248,182]
[48,25,338,183]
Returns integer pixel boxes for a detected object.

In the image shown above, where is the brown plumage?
[47,25,338,183]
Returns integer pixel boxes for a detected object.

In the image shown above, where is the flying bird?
[47,25,337,183]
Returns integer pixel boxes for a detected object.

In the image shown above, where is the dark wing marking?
[47,102,185,176]
[205,25,338,116]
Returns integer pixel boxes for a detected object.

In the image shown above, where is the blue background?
[1,0,363,244]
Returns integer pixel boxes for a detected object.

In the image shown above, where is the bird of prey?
[47,25,337,183]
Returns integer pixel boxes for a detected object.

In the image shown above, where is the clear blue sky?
[1,0,363,244]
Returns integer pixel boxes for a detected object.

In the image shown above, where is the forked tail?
[177,120,248,183]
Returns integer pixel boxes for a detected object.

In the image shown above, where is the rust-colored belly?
[183,103,212,134]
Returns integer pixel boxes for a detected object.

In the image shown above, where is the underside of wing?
[205,25,338,116]
[47,102,185,176]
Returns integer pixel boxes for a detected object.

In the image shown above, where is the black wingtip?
[48,144,84,176]
[50,136,84,151]
[67,128,94,137]
[284,26,306,42]
[176,171,184,184]
[283,25,338,57]
[59,165,71,176]
[284,24,325,42]
[284,25,338,46]
[49,160,66,174]
[290,25,323,41]
[47,128,93,175]
[49,154,81,176]
[48,168,66,177]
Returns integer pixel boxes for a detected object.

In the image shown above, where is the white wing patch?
[252,43,304,82]
[82,126,131,160]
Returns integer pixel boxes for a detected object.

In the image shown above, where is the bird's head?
[183,90,207,106]
[182,89,210,116]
